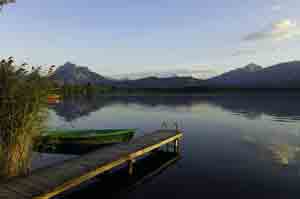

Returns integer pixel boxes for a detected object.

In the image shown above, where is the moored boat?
[40,129,136,144]
[47,94,61,104]
[36,129,136,154]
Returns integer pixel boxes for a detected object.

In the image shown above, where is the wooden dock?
[0,130,182,199]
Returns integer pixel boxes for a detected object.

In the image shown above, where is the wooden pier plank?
[0,187,28,199]
[0,130,182,199]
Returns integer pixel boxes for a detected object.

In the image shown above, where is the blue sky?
[1,0,300,78]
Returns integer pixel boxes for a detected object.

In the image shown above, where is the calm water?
[48,92,300,199]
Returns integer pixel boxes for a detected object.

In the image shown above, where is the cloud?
[243,19,300,42]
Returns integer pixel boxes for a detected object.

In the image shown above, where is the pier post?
[174,139,179,153]
[128,159,135,175]
[166,143,169,152]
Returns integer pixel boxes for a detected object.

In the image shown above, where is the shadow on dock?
[57,150,180,199]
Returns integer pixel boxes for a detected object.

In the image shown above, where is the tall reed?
[0,57,52,178]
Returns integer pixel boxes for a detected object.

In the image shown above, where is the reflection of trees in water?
[51,93,300,122]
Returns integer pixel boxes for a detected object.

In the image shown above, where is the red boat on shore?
[47,94,61,104]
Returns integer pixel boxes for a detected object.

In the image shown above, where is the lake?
[48,92,300,199]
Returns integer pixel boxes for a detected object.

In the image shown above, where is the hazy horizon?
[1,0,300,77]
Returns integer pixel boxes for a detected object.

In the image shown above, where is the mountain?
[51,62,113,85]
[51,62,203,88]
[121,76,202,89]
[51,61,300,89]
[206,61,300,88]
[206,63,263,87]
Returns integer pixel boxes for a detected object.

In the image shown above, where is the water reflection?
[207,93,300,122]
[50,96,111,122]
[50,93,300,123]
[242,135,300,167]
[49,94,300,165]
[47,93,300,198]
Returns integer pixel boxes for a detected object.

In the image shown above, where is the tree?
[0,0,15,9]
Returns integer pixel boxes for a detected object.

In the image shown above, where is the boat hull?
[36,129,136,154]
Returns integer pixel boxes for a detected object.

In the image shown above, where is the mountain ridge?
[51,60,300,89]
[206,61,300,88]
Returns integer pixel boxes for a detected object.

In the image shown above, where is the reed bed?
[0,57,52,178]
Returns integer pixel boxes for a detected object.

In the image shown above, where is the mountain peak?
[55,62,77,73]
[207,61,300,88]
[243,63,263,72]
[63,61,76,68]
[51,62,109,85]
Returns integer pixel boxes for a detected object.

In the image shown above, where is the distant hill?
[121,76,202,89]
[50,62,114,85]
[206,63,263,87]
[51,62,203,88]
[51,61,300,89]
[206,61,300,88]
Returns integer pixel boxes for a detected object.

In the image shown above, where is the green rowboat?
[36,129,136,154]
[40,129,136,145]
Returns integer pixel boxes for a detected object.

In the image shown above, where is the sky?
[1,0,300,78]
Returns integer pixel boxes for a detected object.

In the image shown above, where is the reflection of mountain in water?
[51,93,300,123]
[50,96,111,122]
[50,95,205,122]
[206,93,300,121]
[50,93,300,168]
